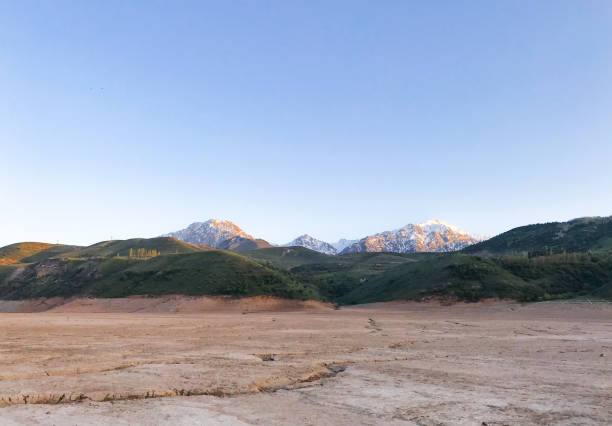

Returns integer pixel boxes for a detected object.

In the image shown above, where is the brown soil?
[0,295,333,314]
[0,299,610,425]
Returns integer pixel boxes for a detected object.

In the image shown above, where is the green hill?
[21,245,83,263]
[245,246,612,304]
[340,252,612,304]
[0,242,63,265]
[244,246,335,269]
[217,237,274,252]
[63,237,209,258]
[340,254,526,304]
[0,250,319,300]
[0,238,319,301]
[245,247,430,300]
[464,216,612,256]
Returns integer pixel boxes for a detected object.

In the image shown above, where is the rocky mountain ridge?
[339,220,482,254]
[164,218,483,254]
[163,219,254,248]
[283,235,338,255]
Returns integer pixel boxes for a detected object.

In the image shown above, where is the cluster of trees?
[128,248,159,259]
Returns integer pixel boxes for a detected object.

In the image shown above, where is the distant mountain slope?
[0,242,62,265]
[464,216,612,256]
[164,219,274,252]
[340,220,481,254]
[217,236,273,251]
[164,219,254,248]
[284,235,337,255]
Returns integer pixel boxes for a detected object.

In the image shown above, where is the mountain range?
[163,218,483,255]
[1,215,611,304]
[338,220,482,254]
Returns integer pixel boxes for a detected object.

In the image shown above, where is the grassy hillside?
[0,250,320,300]
[340,252,612,304]
[0,264,19,284]
[464,216,612,256]
[21,245,83,263]
[291,252,429,300]
[246,247,431,300]
[245,246,612,304]
[244,246,336,269]
[217,237,273,252]
[340,254,534,304]
[64,237,209,258]
[0,242,61,265]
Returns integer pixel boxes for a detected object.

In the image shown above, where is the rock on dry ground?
[0,299,610,425]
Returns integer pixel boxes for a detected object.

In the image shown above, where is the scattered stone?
[254,353,275,361]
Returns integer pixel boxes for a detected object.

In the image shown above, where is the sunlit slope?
[218,237,274,252]
[64,237,210,258]
[0,242,64,265]
[21,245,84,263]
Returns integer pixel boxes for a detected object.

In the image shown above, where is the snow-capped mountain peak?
[164,218,484,255]
[331,238,359,252]
[163,219,253,248]
[418,219,466,234]
[340,220,482,254]
[284,234,337,255]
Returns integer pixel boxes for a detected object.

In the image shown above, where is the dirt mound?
[0,296,333,313]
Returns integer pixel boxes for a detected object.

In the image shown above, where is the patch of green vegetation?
[499,253,612,300]
[0,250,320,300]
[0,264,20,284]
[244,246,335,269]
[289,252,430,300]
[338,252,612,304]
[592,236,612,252]
[591,282,612,299]
[338,254,532,304]
[464,216,612,256]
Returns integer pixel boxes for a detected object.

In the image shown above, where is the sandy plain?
[0,297,610,425]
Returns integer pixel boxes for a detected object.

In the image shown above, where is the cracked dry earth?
[0,301,611,425]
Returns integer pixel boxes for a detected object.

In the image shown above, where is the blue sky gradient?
[1,1,611,246]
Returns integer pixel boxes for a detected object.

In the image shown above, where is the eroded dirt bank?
[0,295,333,314]
[0,301,610,425]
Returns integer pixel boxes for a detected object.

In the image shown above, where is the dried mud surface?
[0,299,610,425]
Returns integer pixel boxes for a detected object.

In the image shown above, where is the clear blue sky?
[1,0,611,247]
